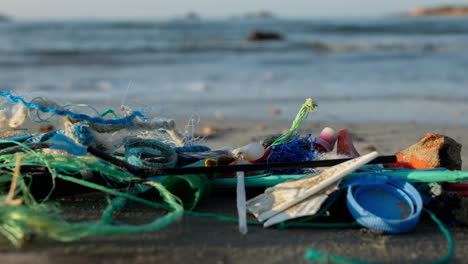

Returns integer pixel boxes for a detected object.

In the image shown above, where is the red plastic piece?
[337,129,360,158]
[443,183,468,197]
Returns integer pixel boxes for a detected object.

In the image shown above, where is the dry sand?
[0,118,467,263]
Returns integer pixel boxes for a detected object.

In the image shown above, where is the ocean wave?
[2,39,466,55]
[301,21,468,35]
[5,18,468,35]
[152,94,468,104]
[293,41,455,53]
[0,40,464,60]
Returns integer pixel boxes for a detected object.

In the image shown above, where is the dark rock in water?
[247,31,283,41]
[244,10,275,19]
[185,12,200,20]
[0,14,11,21]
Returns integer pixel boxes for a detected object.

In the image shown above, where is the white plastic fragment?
[9,104,28,128]
[232,143,265,162]
[263,181,340,227]
[236,171,248,234]
[0,109,9,129]
[166,129,186,147]
[247,151,379,224]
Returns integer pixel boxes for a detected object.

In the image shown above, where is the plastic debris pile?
[0,92,467,263]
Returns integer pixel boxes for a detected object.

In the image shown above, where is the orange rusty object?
[389,133,462,170]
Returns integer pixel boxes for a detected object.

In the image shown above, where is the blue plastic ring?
[345,173,423,234]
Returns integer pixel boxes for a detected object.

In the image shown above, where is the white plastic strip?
[237,171,248,234]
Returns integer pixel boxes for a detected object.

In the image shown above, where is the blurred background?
[1,0,467,124]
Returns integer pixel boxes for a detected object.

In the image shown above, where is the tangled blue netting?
[0,91,144,125]
[266,134,318,175]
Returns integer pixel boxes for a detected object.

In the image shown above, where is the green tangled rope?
[271,98,318,146]
[0,141,183,247]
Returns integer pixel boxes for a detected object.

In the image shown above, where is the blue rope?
[68,124,95,146]
[24,130,63,144]
[174,145,211,153]
[125,139,177,169]
[47,134,87,156]
[0,91,144,125]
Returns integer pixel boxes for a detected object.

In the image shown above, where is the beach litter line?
[0,92,466,263]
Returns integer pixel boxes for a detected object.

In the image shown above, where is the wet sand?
[0,119,467,263]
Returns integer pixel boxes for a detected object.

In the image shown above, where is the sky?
[2,0,468,19]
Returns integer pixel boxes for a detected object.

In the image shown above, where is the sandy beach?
[0,118,467,263]
[2,12,468,264]
[3,0,468,261]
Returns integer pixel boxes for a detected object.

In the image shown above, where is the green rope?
[0,144,183,247]
[101,197,128,224]
[185,211,263,225]
[211,170,468,189]
[271,98,318,146]
[424,209,454,264]
[304,249,380,264]
[304,209,454,264]
[0,180,183,246]
[100,108,119,119]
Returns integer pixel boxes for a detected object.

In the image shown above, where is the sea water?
[0,17,467,125]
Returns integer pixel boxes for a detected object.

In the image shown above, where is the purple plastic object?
[315,127,337,153]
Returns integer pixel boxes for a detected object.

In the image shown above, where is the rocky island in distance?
[406,5,468,16]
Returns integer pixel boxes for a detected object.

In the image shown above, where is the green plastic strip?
[211,170,468,189]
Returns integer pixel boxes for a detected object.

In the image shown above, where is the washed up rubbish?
[262,180,340,227]
[162,173,211,210]
[389,133,462,170]
[211,169,468,189]
[232,143,265,162]
[0,92,466,264]
[246,152,379,225]
[136,155,397,177]
[314,127,337,153]
[266,135,318,175]
[236,171,248,234]
[345,173,423,234]
[443,183,468,196]
[337,128,360,158]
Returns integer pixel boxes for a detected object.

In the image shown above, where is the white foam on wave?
[186,81,209,92]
